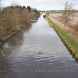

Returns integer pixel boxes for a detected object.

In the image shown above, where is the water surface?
[1,16,78,78]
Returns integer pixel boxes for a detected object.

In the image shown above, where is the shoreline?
[46,15,78,60]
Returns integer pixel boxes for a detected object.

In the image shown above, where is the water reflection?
[0,23,32,56]
[0,56,8,78]
[7,32,23,47]
[0,23,33,78]
[9,23,32,45]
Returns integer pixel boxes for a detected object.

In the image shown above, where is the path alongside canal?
[1,15,78,78]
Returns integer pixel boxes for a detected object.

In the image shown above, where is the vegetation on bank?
[47,17,78,60]
[32,9,40,20]
[0,5,40,42]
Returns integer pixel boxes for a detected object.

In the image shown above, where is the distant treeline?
[0,5,40,41]
[44,10,78,13]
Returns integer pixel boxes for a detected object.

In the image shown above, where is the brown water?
[1,16,78,78]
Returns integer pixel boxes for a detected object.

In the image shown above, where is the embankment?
[47,16,78,60]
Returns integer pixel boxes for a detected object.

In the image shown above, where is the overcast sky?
[1,0,78,10]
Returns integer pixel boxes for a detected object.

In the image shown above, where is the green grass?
[47,17,78,60]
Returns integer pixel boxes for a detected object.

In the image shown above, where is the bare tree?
[63,1,73,25]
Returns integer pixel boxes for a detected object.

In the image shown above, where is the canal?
[1,15,78,78]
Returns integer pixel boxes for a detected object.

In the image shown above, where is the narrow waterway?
[1,16,78,78]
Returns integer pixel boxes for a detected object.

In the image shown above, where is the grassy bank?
[47,16,78,60]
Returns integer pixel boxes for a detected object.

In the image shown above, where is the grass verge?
[47,17,78,60]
